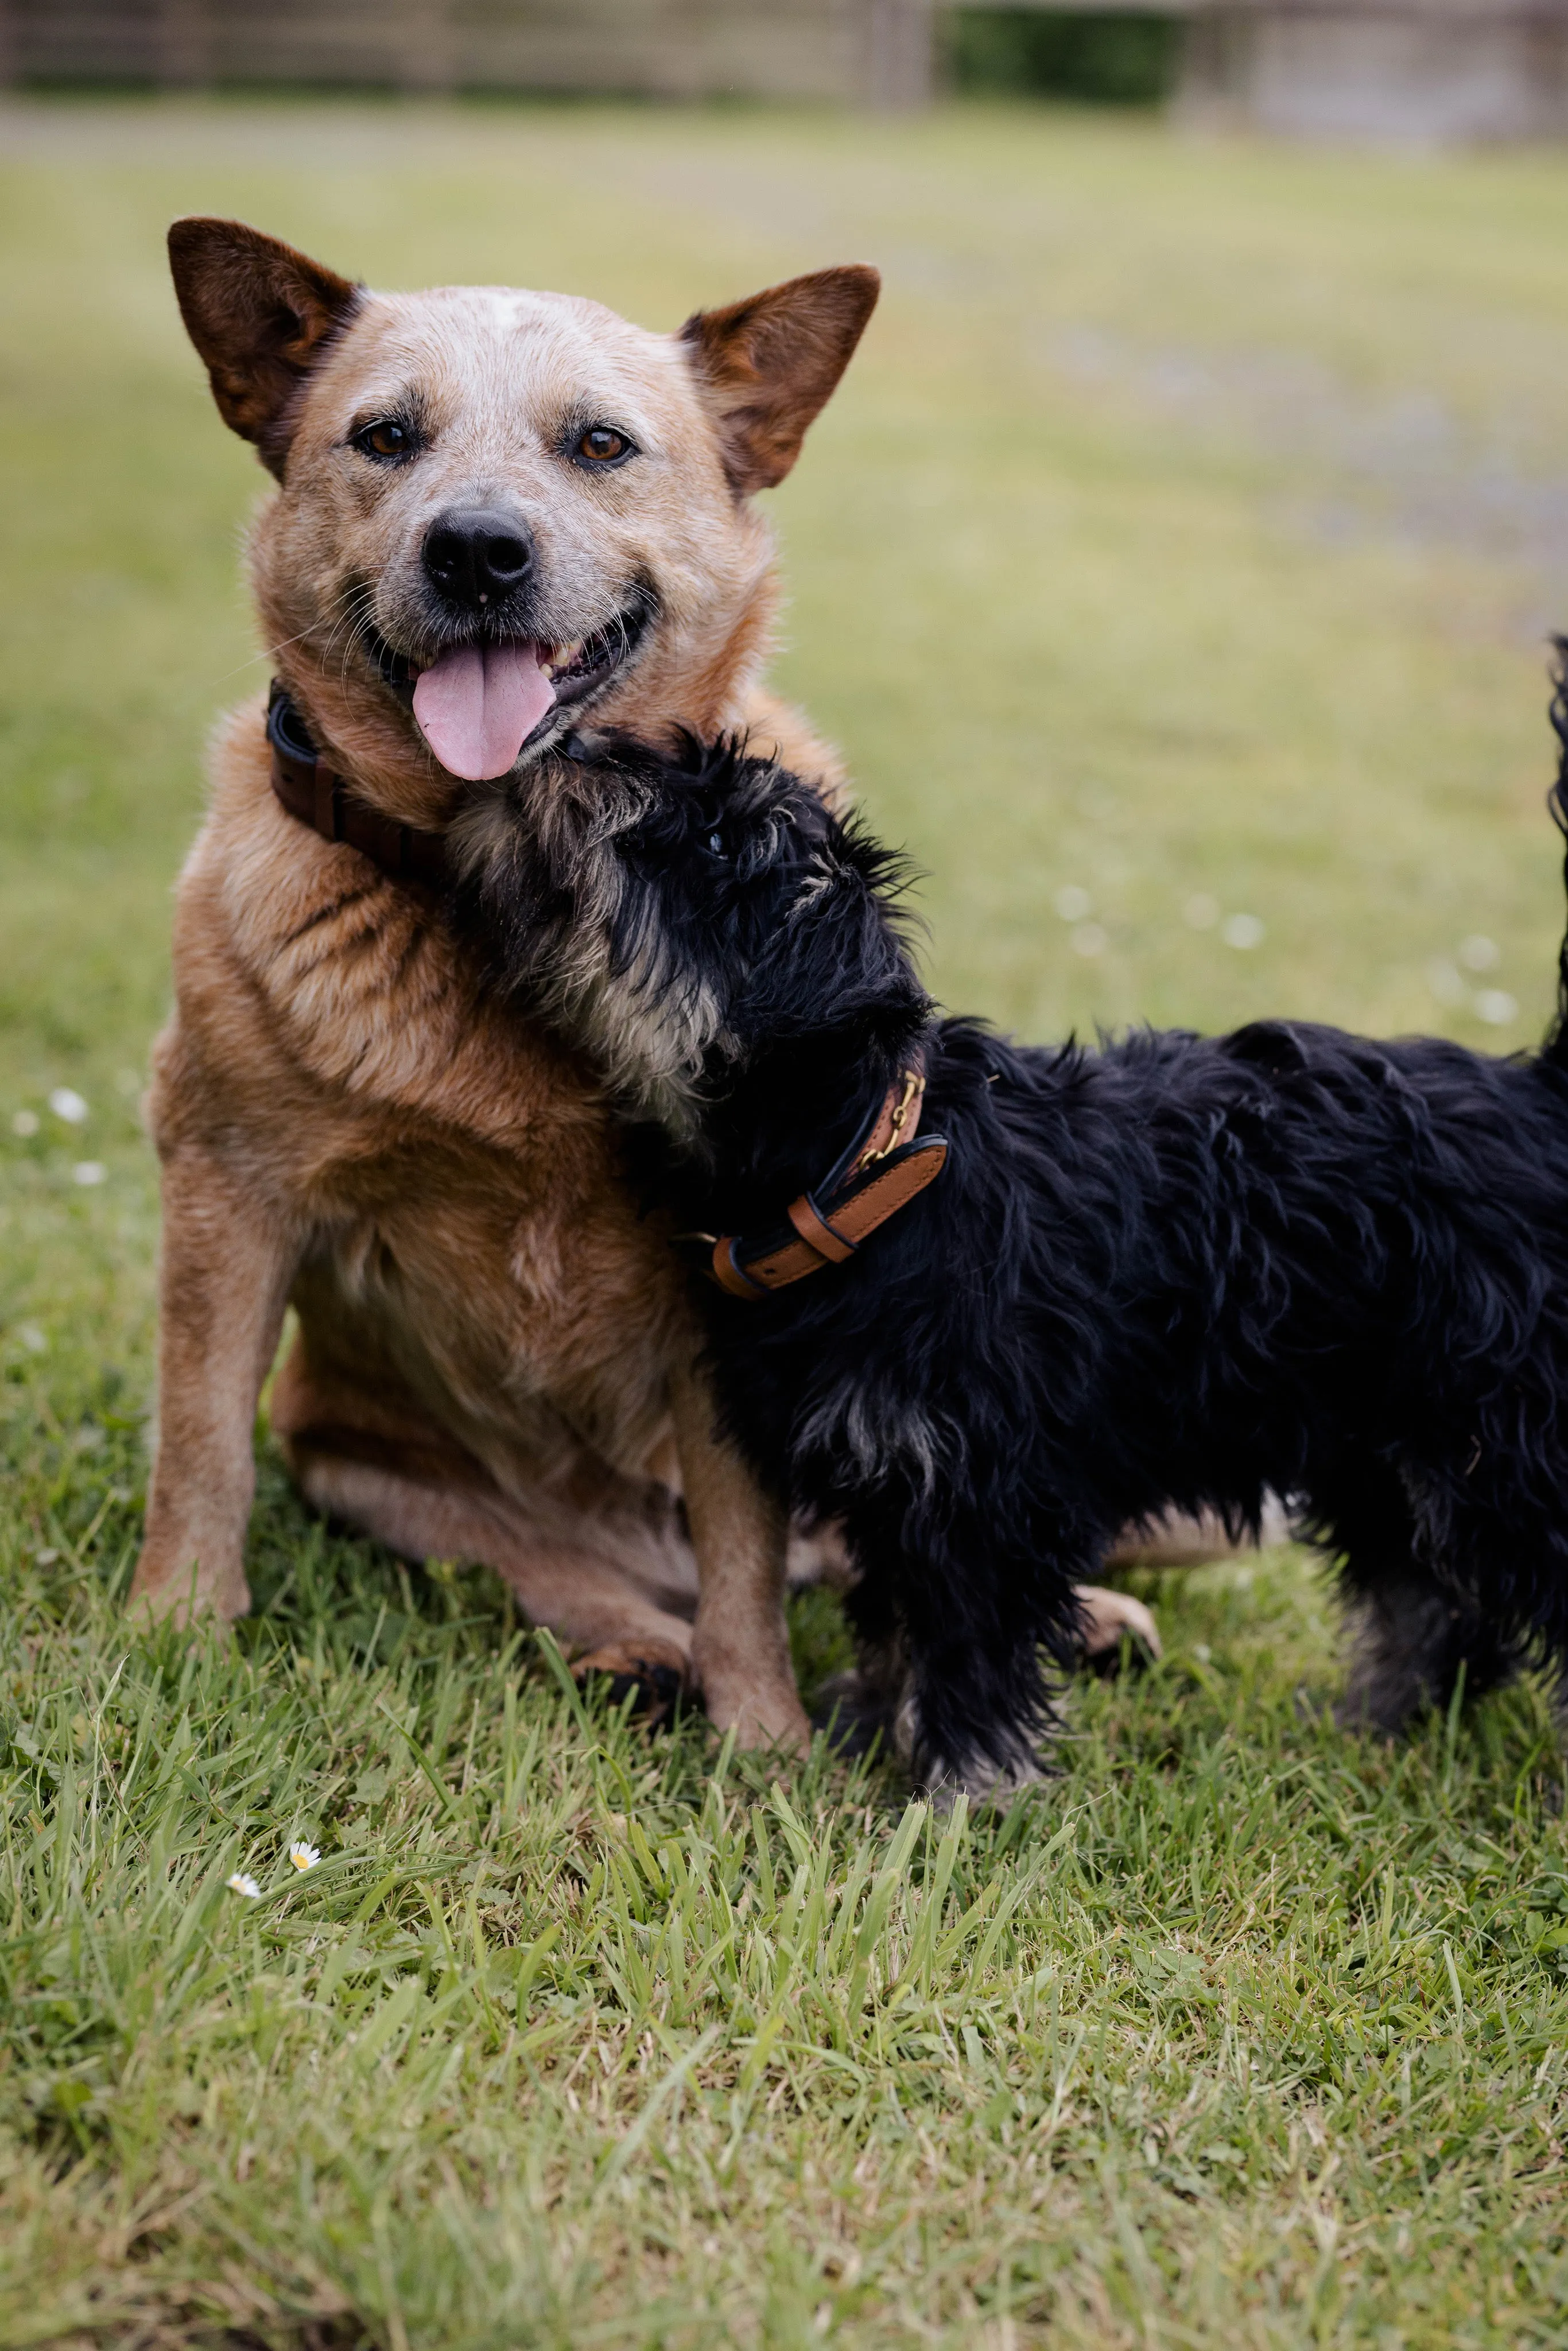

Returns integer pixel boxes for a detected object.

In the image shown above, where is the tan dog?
[131,219,1158,1744]
[129,219,900,1749]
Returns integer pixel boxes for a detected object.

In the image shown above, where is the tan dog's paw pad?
[1075,1584,1162,1677]
[572,1644,691,1728]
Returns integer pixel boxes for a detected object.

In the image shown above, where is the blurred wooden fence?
[5,0,1566,138]
[0,0,935,105]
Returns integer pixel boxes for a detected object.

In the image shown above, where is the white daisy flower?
[72,1162,106,1187]
[1459,934,1500,973]
[289,1841,321,1872]
[1427,956,1466,1008]
[1474,990,1518,1027]
[1221,913,1265,951]
[227,1872,262,1899]
[1054,884,1092,923]
[48,1088,88,1125]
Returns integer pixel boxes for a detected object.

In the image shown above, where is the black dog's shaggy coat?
[457,707,1568,1793]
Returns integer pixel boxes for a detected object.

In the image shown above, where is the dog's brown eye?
[577,426,630,465]
[354,419,412,462]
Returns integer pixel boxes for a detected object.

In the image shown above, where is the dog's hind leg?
[289,1440,700,1715]
[1340,1580,1519,1735]
[271,1342,701,1719]
[1324,1464,1519,1733]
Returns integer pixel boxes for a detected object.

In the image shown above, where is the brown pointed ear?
[680,264,880,497]
[167,216,362,480]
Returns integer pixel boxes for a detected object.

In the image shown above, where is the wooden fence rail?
[0,0,937,104]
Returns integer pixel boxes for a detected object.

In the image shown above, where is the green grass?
[5,95,1568,2346]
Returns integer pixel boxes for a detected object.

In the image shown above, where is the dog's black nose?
[422,507,534,610]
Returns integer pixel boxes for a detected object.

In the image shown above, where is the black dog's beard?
[445,731,930,1175]
[445,741,728,1142]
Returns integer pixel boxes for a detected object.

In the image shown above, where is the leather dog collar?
[267,682,448,888]
[709,1060,948,1299]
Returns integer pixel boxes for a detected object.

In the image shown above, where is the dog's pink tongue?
[412,642,555,781]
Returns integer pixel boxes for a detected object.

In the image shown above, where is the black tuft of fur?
[457,717,1568,1795]
[1544,638,1568,1069]
[449,730,932,1162]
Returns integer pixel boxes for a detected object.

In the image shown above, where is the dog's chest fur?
[156,705,693,1480]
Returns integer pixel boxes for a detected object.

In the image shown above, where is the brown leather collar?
[267,682,447,888]
[708,1058,948,1299]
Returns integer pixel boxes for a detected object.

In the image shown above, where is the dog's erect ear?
[680,265,880,498]
[167,217,362,479]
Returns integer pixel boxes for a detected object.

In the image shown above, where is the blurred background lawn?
[8,94,1568,2349]
[7,94,1568,1308]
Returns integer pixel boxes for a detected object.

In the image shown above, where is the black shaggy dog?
[456,700,1568,1798]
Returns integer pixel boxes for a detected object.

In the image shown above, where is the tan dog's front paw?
[1075,1583,1161,1674]
[126,1550,251,1630]
[696,1662,812,1756]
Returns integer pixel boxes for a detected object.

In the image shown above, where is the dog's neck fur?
[452,736,932,1192]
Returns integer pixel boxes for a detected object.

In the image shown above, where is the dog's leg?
[272,1339,700,1713]
[837,1511,1078,1807]
[672,1360,811,1754]
[1338,1580,1518,1733]
[288,1444,697,1714]
[789,1524,1162,1675]
[1326,1466,1519,1733]
[130,1153,298,1624]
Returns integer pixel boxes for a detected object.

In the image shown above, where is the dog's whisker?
[206,591,366,690]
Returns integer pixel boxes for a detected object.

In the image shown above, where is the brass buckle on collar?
[858,1068,926,1169]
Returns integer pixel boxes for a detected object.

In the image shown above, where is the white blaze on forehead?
[337,285,675,458]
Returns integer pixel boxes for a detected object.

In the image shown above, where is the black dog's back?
[465,721,1568,1794]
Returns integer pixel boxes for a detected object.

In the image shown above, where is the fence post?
[401,0,455,92]
[865,0,934,108]
[161,0,213,87]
